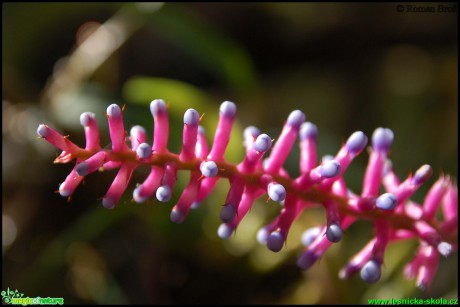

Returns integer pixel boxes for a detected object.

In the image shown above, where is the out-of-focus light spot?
[66,242,108,301]
[3,103,43,145]
[53,56,69,77]
[383,45,433,96]
[76,21,102,46]
[135,2,164,13]
[3,214,18,247]
[284,216,304,252]
[2,101,14,135]
[291,280,322,304]
[224,206,263,256]
[51,57,73,89]
[2,100,12,131]
[50,89,107,130]
[249,245,288,272]
[80,24,116,57]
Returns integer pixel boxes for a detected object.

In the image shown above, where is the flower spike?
[37,99,457,290]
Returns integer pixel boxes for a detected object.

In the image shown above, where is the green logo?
[1,288,24,304]
[1,288,64,305]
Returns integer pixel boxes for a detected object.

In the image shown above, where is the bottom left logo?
[1,288,64,305]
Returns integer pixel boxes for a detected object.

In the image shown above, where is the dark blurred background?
[2,2,458,304]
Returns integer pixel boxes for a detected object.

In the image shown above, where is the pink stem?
[152,100,169,153]
[134,166,164,202]
[102,163,137,209]
[172,171,201,223]
[300,137,317,174]
[422,176,449,221]
[180,122,198,162]
[130,125,147,151]
[265,126,299,174]
[107,104,128,153]
[80,112,101,150]
[59,166,84,197]
[362,150,386,197]
[208,102,236,161]
[196,126,209,159]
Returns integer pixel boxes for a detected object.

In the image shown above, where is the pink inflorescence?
[37,100,457,288]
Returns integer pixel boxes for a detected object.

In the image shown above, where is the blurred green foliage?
[2,2,457,304]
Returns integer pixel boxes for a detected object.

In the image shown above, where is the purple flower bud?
[198,125,206,135]
[297,250,320,270]
[267,231,285,252]
[376,193,397,210]
[301,227,322,247]
[286,110,306,129]
[130,125,147,151]
[184,108,200,126]
[150,99,167,117]
[257,226,269,244]
[345,131,368,154]
[156,185,172,202]
[75,162,90,177]
[130,125,146,137]
[254,134,272,153]
[437,242,452,257]
[412,164,433,186]
[136,143,152,159]
[326,222,343,243]
[59,182,71,197]
[75,151,106,177]
[244,126,260,140]
[80,112,96,127]
[37,124,48,138]
[191,201,201,209]
[102,195,116,210]
[217,223,234,239]
[220,101,236,118]
[267,183,286,203]
[220,204,236,223]
[300,122,318,140]
[372,128,394,152]
[200,161,219,177]
[318,160,341,178]
[58,167,83,198]
[322,155,334,163]
[170,207,185,224]
[133,185,148,203]
[360,259,381,284]
[107,104,122,119]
